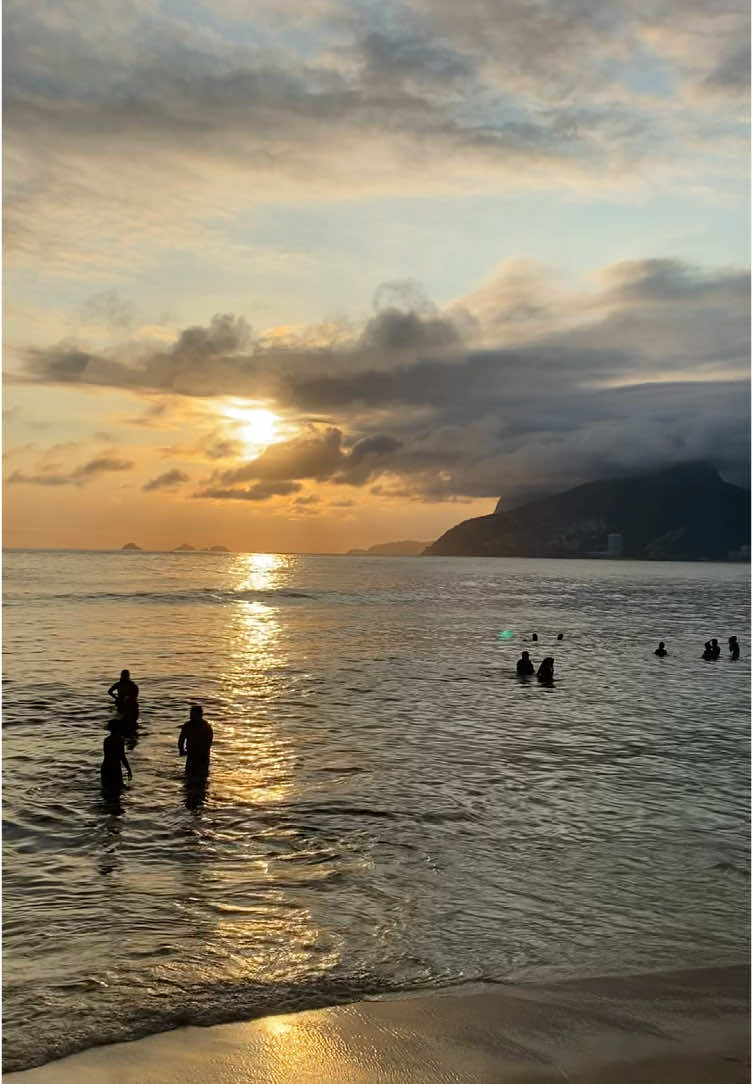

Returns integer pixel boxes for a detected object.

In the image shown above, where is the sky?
[3,0,750,552]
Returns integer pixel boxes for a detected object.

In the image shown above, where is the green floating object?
[497,630,515,640]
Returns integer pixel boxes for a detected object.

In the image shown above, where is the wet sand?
[4,965,749,1083]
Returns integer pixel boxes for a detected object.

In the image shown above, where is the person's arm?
[107,681,118,699]
[132,683,139,699]
[179,725,187,756]
[121,748,132,779]
[207,724,214,749]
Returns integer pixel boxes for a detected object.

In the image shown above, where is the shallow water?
[2,551,750,1071]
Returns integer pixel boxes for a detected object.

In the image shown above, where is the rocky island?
[121,542,142,550]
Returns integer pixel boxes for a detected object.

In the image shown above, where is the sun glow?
[224,404,279,454]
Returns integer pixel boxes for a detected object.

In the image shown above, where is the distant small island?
[121,542,142,550]
[209,545,229,552]
[346,540,430,556]
[174,543,196,551]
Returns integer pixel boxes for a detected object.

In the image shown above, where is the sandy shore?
[4,965,749,1083]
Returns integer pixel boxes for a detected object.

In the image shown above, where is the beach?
[4,965,749,1083]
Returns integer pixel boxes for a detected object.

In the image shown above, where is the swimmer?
[536,657,554,683]
[516,651,535,676]
[729,636,740,660]
[101,719,132,791]
[179,705,214,777]
[701,641,714,661]
[654,641,668,657]
[530,633,538,642]
[556,633,564,641]
[711,638,721,659]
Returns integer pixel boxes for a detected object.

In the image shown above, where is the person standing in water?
[108,669,139,719]
[101,719,132,791]
[728,636,740,660]
[701,641,714,661]
[516,651,535,676]
[711,638,721,659]
[179,705,214,776]
[537,657,554,683]
[654,641,668,657]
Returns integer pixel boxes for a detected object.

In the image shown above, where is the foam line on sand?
[4,965,749,1083]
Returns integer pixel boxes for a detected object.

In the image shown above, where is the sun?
[239,408,277,448]
[223,404,279,453]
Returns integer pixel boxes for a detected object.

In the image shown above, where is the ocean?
[2,550,750,1072]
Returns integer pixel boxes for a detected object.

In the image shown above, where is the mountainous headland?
[346,540,430,556]
[424,463,751,561]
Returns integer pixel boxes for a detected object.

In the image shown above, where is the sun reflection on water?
[215,557,297,806]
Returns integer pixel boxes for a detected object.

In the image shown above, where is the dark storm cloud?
[142,469,190,492]
[18,257,751,504]
[196,426,402,498]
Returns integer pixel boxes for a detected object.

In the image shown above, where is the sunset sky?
[4,0,750,552]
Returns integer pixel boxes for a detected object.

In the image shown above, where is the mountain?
[174,543,196,551]
[121,542,142,550]
[424,463,750,561]
[346,540,430,556]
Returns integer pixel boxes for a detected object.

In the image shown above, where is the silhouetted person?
[729,636,740,660]
[537,657,554,683]
[108,669,139,720]
[530,633,538,642]
[654,641,668,657]
[711,638,721,659]
[556,633,564,641]
[101,719,132,791]
[179,705,213,777]
[701,641,714,661]
[516,651,535,676]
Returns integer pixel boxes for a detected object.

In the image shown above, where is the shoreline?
[4,963,749,1083]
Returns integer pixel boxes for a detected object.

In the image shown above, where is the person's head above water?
[121,669,130,680]
[556,633,563,640]
[531,633,538,641]
[521,651,530,659]
[189,704,204,722]
[658,641,665,649]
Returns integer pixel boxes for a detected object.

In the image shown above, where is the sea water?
[2,550,750,1071]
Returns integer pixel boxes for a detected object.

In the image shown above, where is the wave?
[5,587,315,606]
[2,969,475,1073]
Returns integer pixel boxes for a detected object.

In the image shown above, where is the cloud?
[78,289,137,330]
[15,256,751,504]
[199,426,402,497]
[195,480,302,501]
[70,454,133,480]
[4,0,747,265]
[142,469,190,491]
[7,452,134,487]
[6,470,70,486]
